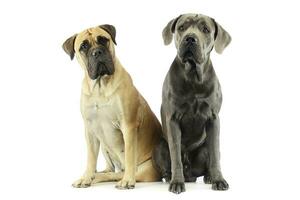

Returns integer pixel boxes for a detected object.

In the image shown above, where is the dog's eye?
[201,26,210,34]
[178,25,184,31]
[79,41,89,51]
[97,36,109,45]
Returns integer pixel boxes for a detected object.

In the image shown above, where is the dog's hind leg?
[136,159,161,182]
[190,146,208,180]
[91,159,161,185]
[91,172,123,184]
[152,138,171,182]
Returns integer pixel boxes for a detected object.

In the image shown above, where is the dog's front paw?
[169,181,185,194]
[72,173,95,188]
[115,178,135,189]
[212,179,229,191]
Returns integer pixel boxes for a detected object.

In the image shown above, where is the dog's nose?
[92,49,103,58]
[185,36,197,44]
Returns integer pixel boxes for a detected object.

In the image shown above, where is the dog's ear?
[62,34,77,60]
[99,24,117,45]
[162,15,182,45]
[211,18,231,54]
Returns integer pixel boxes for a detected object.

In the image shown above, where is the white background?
[0,0,299,199]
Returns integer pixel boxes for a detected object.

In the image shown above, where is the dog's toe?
[72,180,82,188]
[212,179,229,191]
[115,178,135,189]
[72,176,93,188]
[168,181,185,194]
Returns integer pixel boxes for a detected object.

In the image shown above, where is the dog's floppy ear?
[162,15,182,45]
[99,24,117,45]
[211,18,231,54]
[62,34,77,60]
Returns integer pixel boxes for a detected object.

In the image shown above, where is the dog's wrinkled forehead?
[74,27,112,51]
[176,14,215,33]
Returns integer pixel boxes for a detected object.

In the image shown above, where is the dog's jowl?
[152,14,231,194]
[63,25,163,189]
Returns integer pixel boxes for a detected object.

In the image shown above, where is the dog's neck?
[168,56,217,100]
[82,57,126,97]
[175,56,212,85]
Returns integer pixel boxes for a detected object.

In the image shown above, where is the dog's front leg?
[205,114,229,190]
[166,117,185,194]
[72,127,100,188]
[115,125,137,189]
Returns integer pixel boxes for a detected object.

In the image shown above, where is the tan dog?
[62,25,162,189]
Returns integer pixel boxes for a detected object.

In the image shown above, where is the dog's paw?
[168,181,185,194]
[115,178,135,189]
[163,176,171,183]
[203,175,212,184]
[212,179,229,191]
[162,172,171,183]
[72,174,95,188]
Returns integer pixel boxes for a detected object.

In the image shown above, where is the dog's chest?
[179,98,212,144]
[178,97,213,120]
[81,95,124,142]
[83,96,120,126]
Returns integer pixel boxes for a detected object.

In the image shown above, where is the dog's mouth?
[97,63,112,76]
[182,51,198,70]
[87,62,113,80]
[182,51,196,63]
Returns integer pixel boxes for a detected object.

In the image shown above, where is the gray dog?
[152,13,231,194]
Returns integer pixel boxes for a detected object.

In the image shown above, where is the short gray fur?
[152,13,231,194]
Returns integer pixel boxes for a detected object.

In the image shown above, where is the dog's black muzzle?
[87,47,114,80]
[179,34,200,65]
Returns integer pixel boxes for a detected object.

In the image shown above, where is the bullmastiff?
[62,24,162,189]
[152,14,231,193]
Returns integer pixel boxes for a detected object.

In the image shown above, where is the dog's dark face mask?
[62,25,117,81]
[79,36,114,80]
